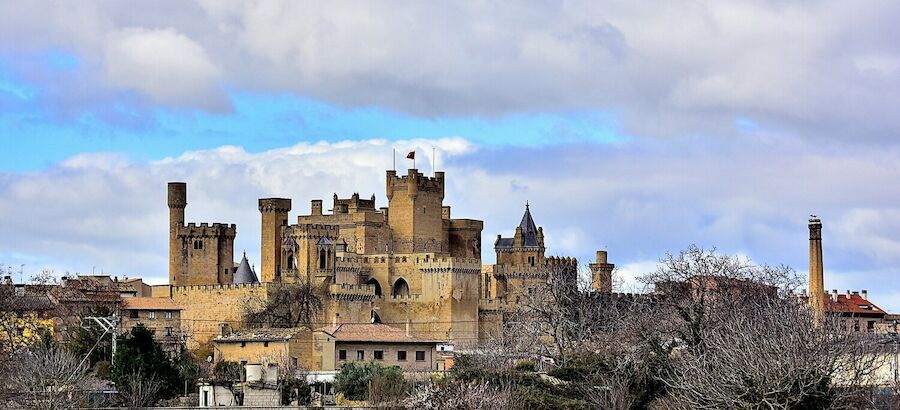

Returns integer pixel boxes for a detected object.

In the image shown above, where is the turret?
[259,198,292,282]
[168,182,187,284]
[589,250,615,293]
[311,200,323,216]
[808,216,825,321]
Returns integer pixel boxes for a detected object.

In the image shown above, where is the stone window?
[397,351,407,361]
[264,341,269,347]
[374,350,384,360]
[165,327,173,336]
[193,240,203,250]
[854,320,860,332]
[164,311,173,319]
[319,249,327,270]
[415,351,426,361]
[148,311,156,320]
[292,357,298,367]
[867,321,876,332]
[528,256,535,267]
[240,342,246,348]
[357,350,365,360]
[339,350,347,360]
[129,310,138,319]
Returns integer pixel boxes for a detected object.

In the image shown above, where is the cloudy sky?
[1,1,899,311]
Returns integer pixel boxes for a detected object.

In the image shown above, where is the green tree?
[110,325,180,403]
[68,305,114,369]
[333,361,405,401]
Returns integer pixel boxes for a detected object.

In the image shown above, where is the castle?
[156,168,614,348]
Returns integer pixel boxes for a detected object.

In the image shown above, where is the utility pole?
[86,315,120,362]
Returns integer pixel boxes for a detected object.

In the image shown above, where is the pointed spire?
[233,252,259,284]
[518,203,540,247]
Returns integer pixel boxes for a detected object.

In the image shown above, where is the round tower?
[167,182,187,285]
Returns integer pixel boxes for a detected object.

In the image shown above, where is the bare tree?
[643,246,887,409]
[404,379,513,410]
[4,346,101,409]
[116,369,161,408]
[243,281,324,328]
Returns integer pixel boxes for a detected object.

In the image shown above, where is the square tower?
[386,169,445,253]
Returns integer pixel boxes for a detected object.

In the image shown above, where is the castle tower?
[495,203,545,267]
[386,169,445,253]
[589,250,615,293]
[259,198,292,283]
[168,182,187,284]
[808,216,825,320]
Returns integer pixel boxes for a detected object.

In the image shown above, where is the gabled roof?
[825,293,887,316]
[318,323,446,344]
[233,252,259,284]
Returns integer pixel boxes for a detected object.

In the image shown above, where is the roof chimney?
[831,289,838,301]
[220,323,231,337]
[862,290,868,300]
[406,319,411,337]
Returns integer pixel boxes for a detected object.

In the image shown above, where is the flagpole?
[393,148,396,171]
[432,147,436,177]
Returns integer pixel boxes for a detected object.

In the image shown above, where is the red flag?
[406,151,415,159]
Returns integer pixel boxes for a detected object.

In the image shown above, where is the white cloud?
[2,1,900,141]
[104,27,226,110]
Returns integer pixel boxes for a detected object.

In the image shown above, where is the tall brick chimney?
[808,216,825,321]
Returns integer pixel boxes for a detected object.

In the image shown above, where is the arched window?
[392,278,410,297]
[287,253,294,270]
[319,249,327,270]
[365,278,382,296]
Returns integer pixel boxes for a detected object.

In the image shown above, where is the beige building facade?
[162,167,615,350]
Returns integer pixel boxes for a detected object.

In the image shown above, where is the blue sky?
[1,1,899,312]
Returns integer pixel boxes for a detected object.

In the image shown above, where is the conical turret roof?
[233,252,259,284]
[518,203,540,247]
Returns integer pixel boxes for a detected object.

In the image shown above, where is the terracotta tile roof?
[824,293,886,316]
[121,297,181,311]
[215,327,304,343]
[319,323,446,344]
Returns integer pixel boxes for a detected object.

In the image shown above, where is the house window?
[528,256,535,267]
[854,320,860,332]
[129,310,139,319]
[867,321,876,332]
[165,327,173,336]
[148,311,156,320]
[397,351,407,361]
[357,350,365,360]
[339,350,347,360]
[164,311,173,319]
[292,357,298,367]
[374,350,384,360]
[193,240,203,250]
[415,351,425,361]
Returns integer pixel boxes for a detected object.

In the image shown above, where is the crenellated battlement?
[329,283,376,298]
[178,222,237,238]
[172,282,267,294]
[386,169,445,199]
[287,223,340,238]
[544,256,578,268]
